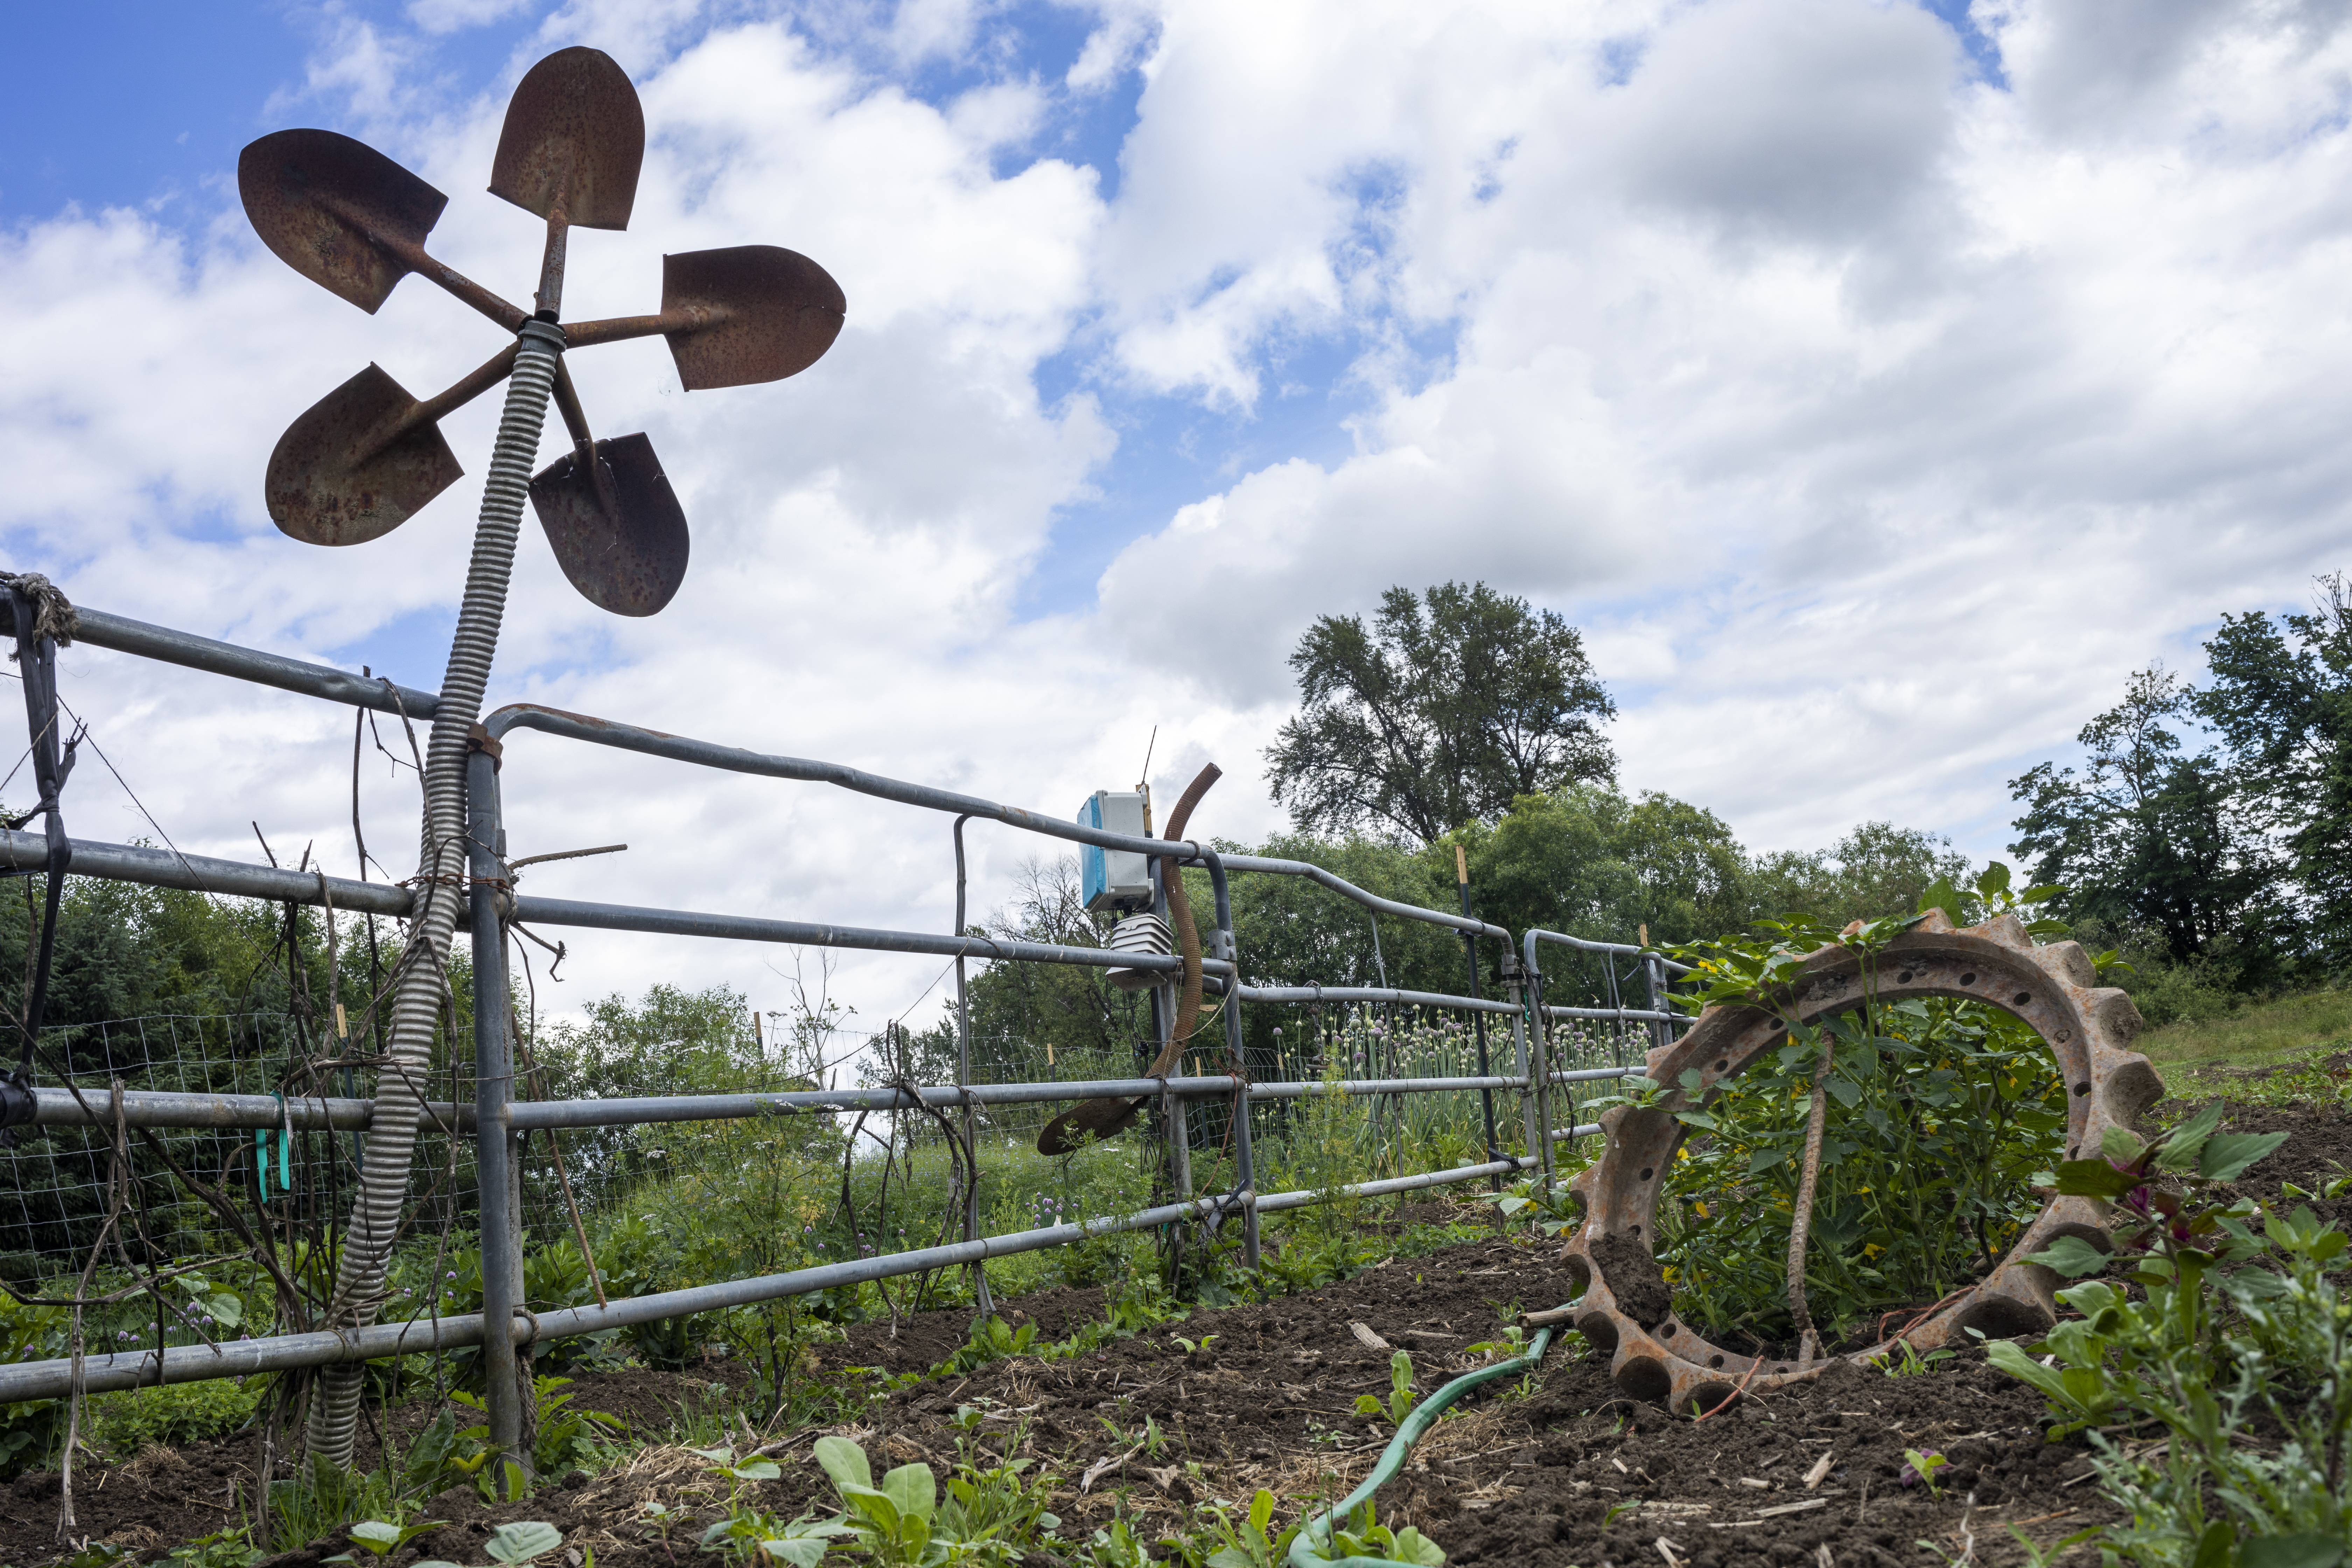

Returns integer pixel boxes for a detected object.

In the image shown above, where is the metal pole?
[1203,854,1259,1273]
[1150,860,1193,1272]
[466,745,525,1465]
[1504,950,1547,1190]
[952,817,992,1317]
[1454,847,1500,1192]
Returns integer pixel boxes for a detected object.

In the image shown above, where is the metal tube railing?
[36,604,444,719]
[0,592,1670,1429]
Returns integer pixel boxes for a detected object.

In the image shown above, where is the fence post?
[1643,950,1668,1054]
[1203,854,1259,1274]
[951,818,993,1317]
[1504,948,1546,1191]
[465,744,526,1466]
[1454,847,1501,1193]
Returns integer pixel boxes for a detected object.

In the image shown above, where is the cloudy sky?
[3,0,2346,1033]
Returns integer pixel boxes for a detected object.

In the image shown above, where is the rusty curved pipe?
[1034,762,1221,1156]
[1155,763,1222,1057]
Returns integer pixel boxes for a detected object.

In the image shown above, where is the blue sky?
[4,0,2347,1018]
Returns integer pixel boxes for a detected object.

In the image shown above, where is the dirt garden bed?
[3,1105,2342,1568]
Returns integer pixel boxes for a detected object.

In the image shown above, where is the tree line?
[2009,571,2352,1007]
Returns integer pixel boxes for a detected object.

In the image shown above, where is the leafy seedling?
[412,1520,562,1568]
[1902,1449,1948,1495]
[1305,1501,1444,1566]
[325,1519,442,1564]
[1355,1351,1420,1426]
[692,1444,782,1502]
[813,1433,979,1568]
[1202,1488,1300,1568]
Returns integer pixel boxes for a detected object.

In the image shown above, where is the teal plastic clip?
[256,1093,291,1198]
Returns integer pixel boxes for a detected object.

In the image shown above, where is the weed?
[642,1499,689,1558]
[89,1377,263,1457]
[531,1376,623,1477]
[938,1316,1039,1377]
[1986,1106,2352,1565]
[267,1454,399,1553]
[2002,1524,2104,1568]
[1900,1449,1948,1495]
[692,1444,783,1501]
[1880,1342,1954,1378]
[1354,1351,1421,1427]
[1298,1500,1443,1566]
[937,1412,1061,1561]
[159,1530,264,1568]
[1464,1325,1528,1360]
[1070,1507,1151,1567]
[325,1518,442,1564]
[1189,1488,1301,1568]
[811,1433,988,1567]
[1650,874,2076,1346]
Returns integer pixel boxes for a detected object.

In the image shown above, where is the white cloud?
[13,0,2352,1039]
[1091,0,2352,873]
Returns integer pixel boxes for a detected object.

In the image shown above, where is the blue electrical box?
[1077,791,1152,912]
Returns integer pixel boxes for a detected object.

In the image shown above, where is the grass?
[2135,986,2352,1073]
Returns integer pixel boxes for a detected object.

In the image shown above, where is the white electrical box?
[1077,790,1152,912]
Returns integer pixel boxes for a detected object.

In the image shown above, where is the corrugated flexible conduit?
[1288,1304,1571,1568]
[304,321,564,1466]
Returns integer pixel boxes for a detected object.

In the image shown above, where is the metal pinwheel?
[238,47,844,1471]
[240,46,844,614]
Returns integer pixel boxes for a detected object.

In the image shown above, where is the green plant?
[1298,1501,1443,1566]
[1479,1174,1578,1238]
[938,1316,1039,1377]
[1171,1334,1218,1355]
[533,1376,623,1476]
[692,1444,783,1501]
[936,1418,1061,1563]
[161,1530,264,1568]
[1196,1488,1300,1568]
[1881,1342,1954,1378]
[699,1505,846,1568]
[88,1375,265,1456]
[1077,1510,1152,1568]
[326,1518,443,1564]
[1463,1324,1528,1359]
[267,1454,400,1554]
[1354,1351,1419,1427]
[644,1500,690,1556]
[812,1434,981,1567]
[1901,1449,1948,1495]
[413,1520,564,1568]
[1648,874,2076,1346]
[488,1522,564,1567]
[0,1295,68,1478]
[1987,1108,2352,1568]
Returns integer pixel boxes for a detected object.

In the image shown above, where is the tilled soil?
[6,1103,2342,1567]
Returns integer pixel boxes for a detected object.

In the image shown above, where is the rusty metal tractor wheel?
[1558,910,2161,1415]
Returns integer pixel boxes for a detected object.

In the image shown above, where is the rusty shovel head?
[663,245,847,390]
[266,364,462,546]
[1037,1096,1148,1157]
[529,433,689,616]
[490,47,645,231]
[240,130,449,314]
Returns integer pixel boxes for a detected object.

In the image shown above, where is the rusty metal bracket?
[1558,909,2160,1415]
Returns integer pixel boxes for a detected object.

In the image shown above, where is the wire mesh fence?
[2,978,1664,1357]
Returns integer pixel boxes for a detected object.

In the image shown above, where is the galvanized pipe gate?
[0,593,1686,1458]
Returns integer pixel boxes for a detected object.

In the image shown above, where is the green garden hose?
[1288,1306,1569,1568]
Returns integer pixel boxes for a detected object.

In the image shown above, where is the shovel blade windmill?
[236,44,846,1471]
[240,46,844,614]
